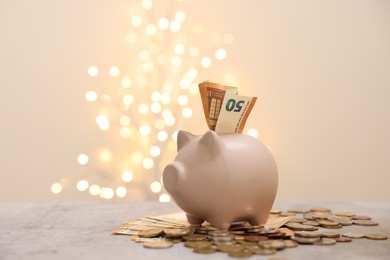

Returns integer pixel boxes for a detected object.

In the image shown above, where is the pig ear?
[199,131,224,156]
[177,130,197,152]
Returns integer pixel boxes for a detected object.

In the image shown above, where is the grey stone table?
[1,201,389,260]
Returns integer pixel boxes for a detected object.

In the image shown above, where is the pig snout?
[162,161,184,194]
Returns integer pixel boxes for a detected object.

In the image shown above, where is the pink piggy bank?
[163,130,278,230]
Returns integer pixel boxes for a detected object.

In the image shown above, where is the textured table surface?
[1,201,389,260]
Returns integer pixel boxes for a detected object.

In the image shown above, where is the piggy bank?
[163,130,278,230]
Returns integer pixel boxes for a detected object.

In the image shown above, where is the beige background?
[0,0,389,201]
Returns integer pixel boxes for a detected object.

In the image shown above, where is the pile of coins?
[137,207,388,257]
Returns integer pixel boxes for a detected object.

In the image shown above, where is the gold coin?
[353,220,378,226]
[364,233,388,240]
[217,244,244,253]
[334,236,352,242]
[138,228,164,238]
[301,221,320,226]
[285,223,317,231]
[184,241,212,248]
[283,240,298,248]
[230,230,246,235]
[288,208,310,214]
[182,234,207,241]
[208,230,231,237]
[335,212,355,217]
[294,231,322,238]
[244,235,268,242]
[164,228,191,238]
[352,215,371,220]
[342,232,365,239]
[310,207,331,212]
[280,211,296,217]
[228,249,253,258]
[251,248,277,255]
[258,240,285,250]
[314,238,337,245]
[319,220,339,227]
[327,216,353,226]
[165,238,182,244]
[193,247,217,254]
[270,209,282,214]
[292,236,321,244]
[288,217,306,223]
[321,231,340,238]
[143,240,173,249]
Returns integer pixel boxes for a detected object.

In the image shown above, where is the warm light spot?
[138,103,149,114]
[88,66,99,77]
[131,16,143,27]
[187,68,198,78]
[188,46,200,57]
[123,94,134,105]
[146,24,157,36]
[180,79,190,90]
[149,146,161,157]
[162,109,172,118]
[89,184,100,196]
[99,187,114,199]
[192,24,203,35]
[169,21,181,32]
[164,115,175,127]
[77,154,89,165]
[171,56,181,67]
[151,181,162,193]
[158,17,169,30]
[142,0,152,9]
[121,171,134,182]
[215,48,227,60]
[201,57,212,68]
[85,91,97,102]
[109,66,120,77]
[143,158,153,169]
[139,125,151,136]
[132,152,143,164]
[76,180,89,192]
[175,11,186,22]
[223,33,234,44]
[172,131,179,141]
[150,91,161,102]
[51,183,62,194]
[142,61,154,72]
[121,77,132,88]
[150,102,162,113]
[116,186,127,198]
[161,93,172,104]
[247,128,259,138]
[120,127,132,138]
[182,107,192,118]
[96,115,110,131]
[177,95,188,106]
[100,149,112,162]
[174,44,185,55]
[126,32,137,44]
[139,50,150,61]
[157,130,168,142]
[159,194,171,202]
[224,73,237,85]
[154,119,165,130]
[119,115,131,126]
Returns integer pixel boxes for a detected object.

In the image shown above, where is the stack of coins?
[129,207,388,257]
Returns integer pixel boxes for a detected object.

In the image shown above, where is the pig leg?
[209,216,232,230]
[186,213,204,227]
[248,216,260,226]
[251,211,269,226]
